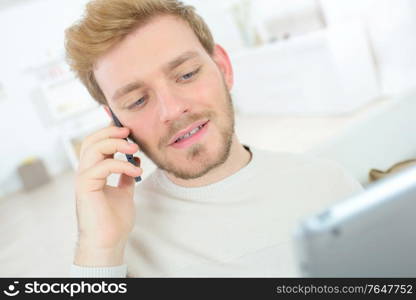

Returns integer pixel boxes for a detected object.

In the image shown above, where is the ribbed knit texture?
[70,264,127,278]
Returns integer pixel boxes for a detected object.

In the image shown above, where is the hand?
[74,125,142,266]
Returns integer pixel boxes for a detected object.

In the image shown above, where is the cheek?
[193,73,226,106]
[128,117,159,145]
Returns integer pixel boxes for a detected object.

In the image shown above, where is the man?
[66,0,362,277]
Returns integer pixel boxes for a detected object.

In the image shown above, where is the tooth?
[176,125,203,142]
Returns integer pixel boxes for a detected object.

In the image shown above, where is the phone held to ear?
[109,108,142,183]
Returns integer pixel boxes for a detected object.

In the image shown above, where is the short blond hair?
[65,0,215,104]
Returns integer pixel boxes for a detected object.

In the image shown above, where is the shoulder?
[249,146,334,171]
[249,146,363,195]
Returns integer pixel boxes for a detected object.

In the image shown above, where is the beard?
[130,83,235,180]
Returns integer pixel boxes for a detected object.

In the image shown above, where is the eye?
[128,97,146,109]
[178,67,200,82]
[182,72,194,80]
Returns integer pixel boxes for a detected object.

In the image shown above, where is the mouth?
[169,120,210,148]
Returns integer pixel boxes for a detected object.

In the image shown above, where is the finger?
[118,173,135,190]
[79,139,139,172]
[80,126,131,158]
[78,159,142,192]
[118,156,142,189]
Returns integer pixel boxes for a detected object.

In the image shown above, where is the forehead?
[94,15,208,101]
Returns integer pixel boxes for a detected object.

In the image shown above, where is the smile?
[170,121,209,149]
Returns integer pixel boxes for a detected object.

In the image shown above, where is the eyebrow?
[112,50,200,102]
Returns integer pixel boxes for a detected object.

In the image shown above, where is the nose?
[155,86,190,124]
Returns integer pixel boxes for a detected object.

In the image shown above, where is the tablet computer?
[293,165,416,277]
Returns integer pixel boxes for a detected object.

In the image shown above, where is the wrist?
[74,242,126,267]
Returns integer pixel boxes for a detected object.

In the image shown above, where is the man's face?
[94,15,236,179]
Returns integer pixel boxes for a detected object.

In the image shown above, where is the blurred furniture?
[17,157,50,191]
[235,89,416,186]
[231,21,379,116]
[309,89,416,185]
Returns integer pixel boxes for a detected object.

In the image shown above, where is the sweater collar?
[153,145,257,202]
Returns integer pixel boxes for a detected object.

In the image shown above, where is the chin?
[163,136,232,180]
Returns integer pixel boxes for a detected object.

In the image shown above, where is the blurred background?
[1,0,416,276]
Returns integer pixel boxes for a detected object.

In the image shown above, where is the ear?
[212,44,234,91]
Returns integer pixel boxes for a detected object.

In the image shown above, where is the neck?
[165,135,252,187]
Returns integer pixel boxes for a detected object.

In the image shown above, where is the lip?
[168,119,209,145]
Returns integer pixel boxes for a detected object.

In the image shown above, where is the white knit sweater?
[71,145,363,277]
